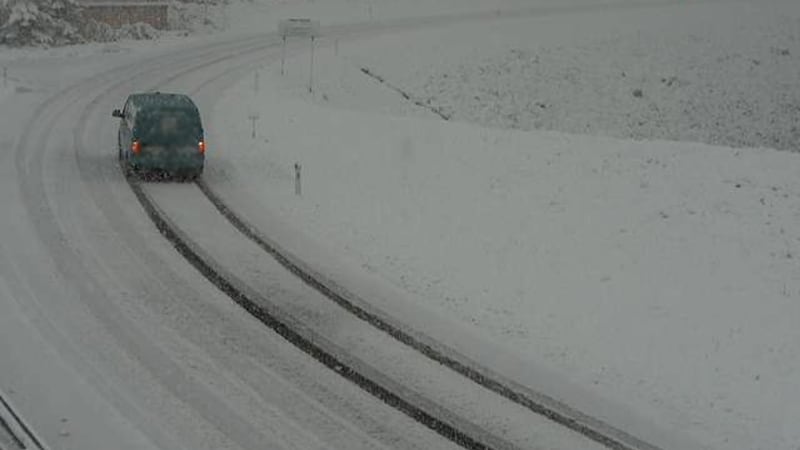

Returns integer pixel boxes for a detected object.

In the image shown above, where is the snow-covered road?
[4,0,797,449]
[0,5,653,450]
[0,31,469,450]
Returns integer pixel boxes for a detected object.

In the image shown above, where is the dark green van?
[113,92,205,179]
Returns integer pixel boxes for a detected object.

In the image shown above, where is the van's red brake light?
[198,140,206,154]
[131,140,141,155]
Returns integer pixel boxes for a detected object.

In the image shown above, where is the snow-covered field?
[402,8,800,151]
[210,1,800,449]
[326,0,800,151]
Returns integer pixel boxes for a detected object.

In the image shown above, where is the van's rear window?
[137,108,201,145]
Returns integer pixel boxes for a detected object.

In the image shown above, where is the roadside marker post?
[280,36,286,75]
[248,113,259,139]
[294,163,302,196]
[309,36,315,93]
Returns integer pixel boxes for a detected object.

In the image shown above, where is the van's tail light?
[131,140,141,155]
[198,140,206,154]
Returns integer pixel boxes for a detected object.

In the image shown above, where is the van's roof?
[129,92,198,111]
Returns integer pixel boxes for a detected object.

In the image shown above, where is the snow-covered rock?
[0,0,85,46]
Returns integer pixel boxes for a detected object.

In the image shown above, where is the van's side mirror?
[112,109,123,118]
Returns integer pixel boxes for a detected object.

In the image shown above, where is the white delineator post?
[308,36,315,93]
[280,36,287,75]
[2,67,6,88]
[294,163,302,196]
[248,113,259,139]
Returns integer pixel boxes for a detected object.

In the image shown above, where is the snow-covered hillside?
[338,0,800,151]
[415,19,800,151]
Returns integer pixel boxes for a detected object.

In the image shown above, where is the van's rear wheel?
[118,145,131,177]
[123,162,136,179]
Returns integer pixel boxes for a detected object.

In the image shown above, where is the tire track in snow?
[110,8,627,449]
[193,178,660,450]
[78,24,519,450]
[12,35,295,450]
[75,38,448,450]
[185,5,683,450]
[0,390,46,450]
[127,175,518,450]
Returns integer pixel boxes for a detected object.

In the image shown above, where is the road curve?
[4,34,466,450]
[0,1,725,449]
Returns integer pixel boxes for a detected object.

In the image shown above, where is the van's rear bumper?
[131,147,204,172]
